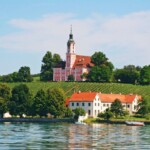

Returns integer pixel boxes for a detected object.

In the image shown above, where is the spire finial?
[70,25,72,34]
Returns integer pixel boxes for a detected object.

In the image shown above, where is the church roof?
[73,55,94,68]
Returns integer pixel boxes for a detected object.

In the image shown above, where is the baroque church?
[53,28,94,81]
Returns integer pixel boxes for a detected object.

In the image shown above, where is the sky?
[0,0,150,75]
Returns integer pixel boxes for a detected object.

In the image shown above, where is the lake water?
[0,122,149,149]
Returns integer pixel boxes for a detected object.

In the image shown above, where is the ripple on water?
[0,123,149,149]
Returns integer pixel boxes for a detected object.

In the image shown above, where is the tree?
[47,88,66,118]
[114,65,140,84]
[140,65,150,85]
[80,73,88,81]
[0,83,11,101]
[73,107,86,120]
[111,99,124,118]
[40,51,62,81]
[68,74,74,81]
[65,107,73,118]
[98,108,113,121]
[8,84,32,118]
[0,84,11,118]
[88,51,114,82]
[0,97,8,118]
[53,54,62,66]
[88,66,112,82]
[137,98,150,116]
[91,51,108,66]
[17,66,33,82]
[32,89,48,117]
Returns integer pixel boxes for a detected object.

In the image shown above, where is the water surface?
[0,122,149,149]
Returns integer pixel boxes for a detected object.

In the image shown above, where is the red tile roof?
[67,92,141,103]
[99,94,137,103]
[73,55,94,68]
[69,92,97,102]
[65,98,70,106]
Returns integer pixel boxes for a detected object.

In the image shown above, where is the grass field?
[5,81,150,101]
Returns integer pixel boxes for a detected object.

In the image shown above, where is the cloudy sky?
[0,0,150,75]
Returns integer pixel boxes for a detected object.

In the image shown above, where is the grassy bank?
[5,82,150,101]
[84,116,150,124]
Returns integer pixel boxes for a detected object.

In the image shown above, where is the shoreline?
[86,119,150,125]
[0,118,150,125]
[0,118,74,123]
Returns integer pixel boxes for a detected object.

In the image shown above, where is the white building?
[67,92,141,118]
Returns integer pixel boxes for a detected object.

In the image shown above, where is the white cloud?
[0,11,150,68]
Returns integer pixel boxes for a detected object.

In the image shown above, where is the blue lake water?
[0,122,149,149]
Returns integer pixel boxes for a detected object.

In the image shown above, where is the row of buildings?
[66,92,141,118]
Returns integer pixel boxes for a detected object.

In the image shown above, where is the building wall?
[69,94,101,118]
[68,95,140,118]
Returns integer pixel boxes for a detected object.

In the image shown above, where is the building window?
[134,105,137,110]
[107,104,109,107]
[88,110,91,115]
[88,103,91,106]
[103,104,105,107]
[95,110,97,115]
[82,103,84,106]
[76,103,79,106]
[98,103,99,106]
[72,103,74,106]
[127,105,130,108]
[95,103,96,106]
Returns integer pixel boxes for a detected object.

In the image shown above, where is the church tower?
[66,26,76,68]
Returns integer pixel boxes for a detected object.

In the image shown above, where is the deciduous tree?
[32,89,48,117]
[8,84,32,118]
[88,51,114,82]
[40,51,62,81]
[17,66,33,82]
[140,65,150,85]
[0,84,11,118]
[111,99,124,118]
[47,88,66,118]
[73,107,86,120]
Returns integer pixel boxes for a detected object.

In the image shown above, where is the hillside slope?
[6,82,150,101]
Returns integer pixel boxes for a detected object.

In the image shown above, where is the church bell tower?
[66,26,76,68]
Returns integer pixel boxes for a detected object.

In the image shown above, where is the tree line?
[0,51,150,85]
[0,83,75,118]
[0,82,149,119]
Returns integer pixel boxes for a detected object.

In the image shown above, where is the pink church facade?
[53,30,93,81]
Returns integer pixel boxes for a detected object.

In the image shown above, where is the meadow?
[6,81,150,100]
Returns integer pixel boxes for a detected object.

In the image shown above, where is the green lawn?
[5,81,150,101]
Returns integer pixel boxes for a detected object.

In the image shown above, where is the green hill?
[6,82,150,101]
